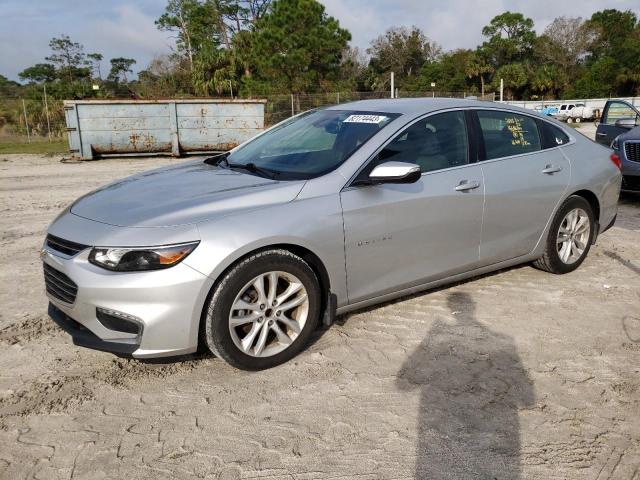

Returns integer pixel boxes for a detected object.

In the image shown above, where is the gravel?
[0,152,638,479]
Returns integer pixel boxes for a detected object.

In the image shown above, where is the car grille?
[43,263,78,304]
[46,234,89,256]
[625,142,640,163]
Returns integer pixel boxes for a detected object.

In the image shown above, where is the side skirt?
[335,253,538,316]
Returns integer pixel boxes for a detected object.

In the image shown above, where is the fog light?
[96,307,143,335]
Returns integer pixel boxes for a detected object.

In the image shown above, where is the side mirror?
[369,161,421,184]
[615,117,637,129]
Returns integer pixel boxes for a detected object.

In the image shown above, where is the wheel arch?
[570,189,600,225]
[197,243,332,348]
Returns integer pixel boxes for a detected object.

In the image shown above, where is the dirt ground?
[0,149,639,480]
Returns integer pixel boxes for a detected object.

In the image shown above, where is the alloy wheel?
[556,208,590,265]
[228,271,309,357]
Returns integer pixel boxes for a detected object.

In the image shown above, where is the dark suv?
[596,99,640,191]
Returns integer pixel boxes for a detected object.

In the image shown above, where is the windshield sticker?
[344,114,388,124]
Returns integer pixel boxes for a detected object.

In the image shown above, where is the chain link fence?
[0,90,496,147]
[0,96,66,141]
[264,91,496,126]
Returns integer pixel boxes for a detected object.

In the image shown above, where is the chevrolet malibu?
[43,99,621,369]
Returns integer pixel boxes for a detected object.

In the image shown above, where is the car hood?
[70,160,306,227]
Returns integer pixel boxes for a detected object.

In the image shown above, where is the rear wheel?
[575,117,582,123]
[533,196,595,274]
[201,249,321,370]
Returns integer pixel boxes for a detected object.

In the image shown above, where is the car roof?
[324,97,533,116]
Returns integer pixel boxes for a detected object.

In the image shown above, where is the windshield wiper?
[203,151,230,166]
[228,162,280,180]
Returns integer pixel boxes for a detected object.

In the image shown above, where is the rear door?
[596,100,640,146]
[475,110,571,264]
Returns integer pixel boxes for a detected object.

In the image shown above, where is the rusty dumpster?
[63,99,266,160]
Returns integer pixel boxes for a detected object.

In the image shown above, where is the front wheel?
[533,196,595,274]
[201,249,321,370]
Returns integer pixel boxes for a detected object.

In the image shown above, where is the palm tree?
[466,53,494,96]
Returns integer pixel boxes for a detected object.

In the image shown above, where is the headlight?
[89,241,199,272]
[611,135,620,151]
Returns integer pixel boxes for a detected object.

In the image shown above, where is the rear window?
[539,121,570,148]
[477,110,541,160]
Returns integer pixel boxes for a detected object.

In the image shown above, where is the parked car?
[43,99,621,369]
[552,103,576,121]
[540,105,559,116]
[596,99,640,191]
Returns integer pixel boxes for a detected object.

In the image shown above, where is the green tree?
[585,9,640,95]
[535,17,595,94]
[587,9,637,59]
[87,53,104,80]
[108,58,136,83]
[156,0,220,71]
[492,63,528,99]
[420,49,473,92]
[530,65,562,98]
[465,50,494,95]
[0,74,21,97]
[249,0,350,93]
[367,26,441,90]
[481,12,536,65]
[45,35,87,82]
[18,63,56,84]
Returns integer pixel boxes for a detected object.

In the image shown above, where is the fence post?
[390,72,394,99]
[22,99,31,143]
[337,92,340,104]
[43,84,52,142]
[291,94,295,116]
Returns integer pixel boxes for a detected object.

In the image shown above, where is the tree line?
[2,0,639,104]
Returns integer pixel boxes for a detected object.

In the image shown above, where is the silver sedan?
[42,98,621,369]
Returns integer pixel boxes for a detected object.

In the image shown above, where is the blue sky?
[1,0,639,81]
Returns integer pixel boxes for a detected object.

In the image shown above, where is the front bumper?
[43,245,213,358]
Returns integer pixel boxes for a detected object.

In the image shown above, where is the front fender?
[184,193,348,307]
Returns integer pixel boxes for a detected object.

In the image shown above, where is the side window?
[373,111,468,174]
[539,121,570,149]
[477,110,541,160]
[602,101,639,125]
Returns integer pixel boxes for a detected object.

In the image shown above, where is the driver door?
[340,110,484,304]
[596,100,640,146]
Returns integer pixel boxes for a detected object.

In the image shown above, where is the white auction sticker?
[343,114,388,124]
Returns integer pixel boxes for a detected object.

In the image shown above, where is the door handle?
[596,132,607,136]
[455,180,480,191]
[542,165,563,174]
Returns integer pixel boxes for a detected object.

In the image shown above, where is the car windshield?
[225,109,399,180]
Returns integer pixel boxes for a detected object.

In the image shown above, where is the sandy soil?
[0,152,639,479]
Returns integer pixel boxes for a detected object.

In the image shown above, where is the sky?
[1,0,639,82]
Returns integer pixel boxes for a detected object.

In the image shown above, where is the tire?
[575,117,581,123]
[567,117,573,124]
[533,196,595,274]
[201,249,321,370]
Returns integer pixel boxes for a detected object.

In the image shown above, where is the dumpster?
[63,99,266,160]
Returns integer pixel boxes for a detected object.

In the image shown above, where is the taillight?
[610,153,622,170]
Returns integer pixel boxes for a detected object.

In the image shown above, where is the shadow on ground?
[396,292,535,478]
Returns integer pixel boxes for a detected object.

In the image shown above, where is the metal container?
[63,99,266,160]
